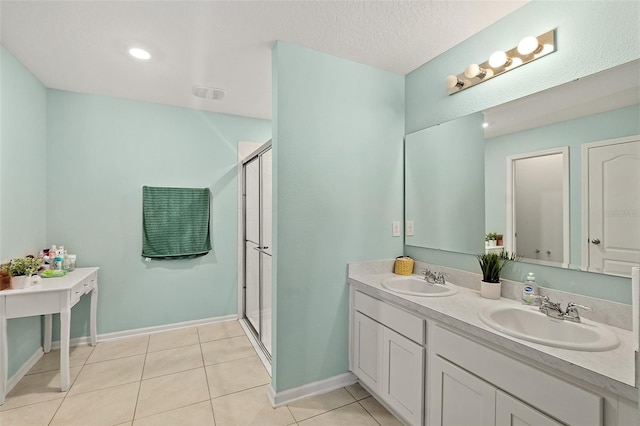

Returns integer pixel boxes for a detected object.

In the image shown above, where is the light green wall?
[272,42,404,392]
[46,90,271,338]
[0,46,47,377]
[406,0,640,134]
[404,0,640,303]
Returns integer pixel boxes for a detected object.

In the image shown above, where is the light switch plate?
[392,221,401,237]
[406,220,415,236]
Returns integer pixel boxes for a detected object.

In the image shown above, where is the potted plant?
[485,232,498,247]
[1,256,42,289]
[476,251,518,299]
[495,233,504,246]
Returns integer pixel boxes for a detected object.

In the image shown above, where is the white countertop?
[348,269,636,402]
[1,267,99,294]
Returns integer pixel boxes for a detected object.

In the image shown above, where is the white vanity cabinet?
[430,324,602,426]
[351,290,425,425]
[430,355,563,426]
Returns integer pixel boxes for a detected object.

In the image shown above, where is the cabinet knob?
[591,239,601,245]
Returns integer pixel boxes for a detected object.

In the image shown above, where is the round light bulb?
[489,51,509,68]
[128,47,151,60]
[464,64,486,79]
[517,36,540,55]
[446,75,463,89]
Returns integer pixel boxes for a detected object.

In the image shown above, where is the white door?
[352,311,384,393]
[381,327,424,426]
[430,355,496,426]
[495,390,563,426]
[584,136,640,277]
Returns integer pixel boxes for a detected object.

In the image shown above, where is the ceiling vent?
[192,85,225,100]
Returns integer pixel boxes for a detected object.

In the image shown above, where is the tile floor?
[0,320,402,426]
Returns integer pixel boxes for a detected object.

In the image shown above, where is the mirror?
[506,147,569,267]
[405,59,640,276]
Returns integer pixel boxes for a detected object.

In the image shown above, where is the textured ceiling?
[0,1,530,119]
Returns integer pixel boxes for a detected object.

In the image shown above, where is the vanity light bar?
[446,29,556,95]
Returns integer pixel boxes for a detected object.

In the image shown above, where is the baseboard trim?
[7,347,43,394]
[268,372,358,407]
[49,314,238,349]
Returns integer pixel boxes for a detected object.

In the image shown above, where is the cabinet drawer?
[354,291,424,344]
[70,273,95,306]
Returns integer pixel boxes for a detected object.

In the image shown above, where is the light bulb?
[489,51,510,68]
[128,47,151,60]
[517,36,541,55]
[464,64,487,79]
[446,75,464,89]
[482,122,489,128]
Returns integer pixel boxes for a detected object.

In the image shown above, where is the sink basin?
[381,276,458,297]
[479,305,620,351]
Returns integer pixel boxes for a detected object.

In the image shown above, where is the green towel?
[142,186,212,260]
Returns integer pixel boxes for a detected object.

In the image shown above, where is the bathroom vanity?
[348,261,637,426]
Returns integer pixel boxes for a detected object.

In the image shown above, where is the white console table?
[0,267,99,404]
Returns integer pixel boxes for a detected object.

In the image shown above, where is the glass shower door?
[244,157,260,334]
[243,145,272,358]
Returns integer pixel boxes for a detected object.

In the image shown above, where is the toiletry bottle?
[50,245,57,269]
[522,272,537,304]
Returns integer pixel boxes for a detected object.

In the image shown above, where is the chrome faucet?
[421,268,434,282]
[539,296,564,319]
[432,271,449,285]
[563,302,592,323]
[539,297,592,323]
[421,268,448,284]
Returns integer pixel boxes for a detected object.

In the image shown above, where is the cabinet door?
[381,327,424,426]
[353,311,384,393]
[430,355,496,426]
[496,390,563,426]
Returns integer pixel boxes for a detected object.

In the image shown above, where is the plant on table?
[1,256,42,277]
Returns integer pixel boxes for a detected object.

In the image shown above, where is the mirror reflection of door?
[583,136,640,277]
[506,148,569,267]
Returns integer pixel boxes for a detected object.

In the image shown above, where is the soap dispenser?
[522,272,537,304]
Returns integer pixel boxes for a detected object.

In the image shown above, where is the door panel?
[382,327,424,425]
[243,146,273,358]
[261,253,272,354]
[245,158,260,244]
[587,138,640,276]
[261,149,272,255]
[245,242,260,332]
[353,311,384,393]
[430,355,496,426]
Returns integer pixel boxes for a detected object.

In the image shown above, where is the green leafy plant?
[485,232,498,241]
[1,256,42,277]
[476,251,518,283]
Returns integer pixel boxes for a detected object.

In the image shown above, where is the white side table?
[0,267,99,404]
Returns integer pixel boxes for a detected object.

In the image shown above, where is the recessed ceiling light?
[128,47,151,61]
[482,122,489,128]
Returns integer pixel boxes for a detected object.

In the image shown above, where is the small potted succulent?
[476,251,518,299]
[1,256,42,289]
